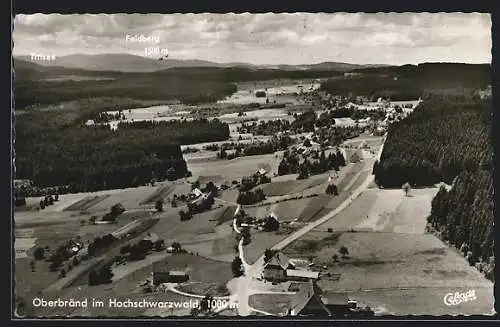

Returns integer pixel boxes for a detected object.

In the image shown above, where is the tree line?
[278,149,346,178]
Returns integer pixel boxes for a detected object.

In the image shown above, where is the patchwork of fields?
[282,187,494,315]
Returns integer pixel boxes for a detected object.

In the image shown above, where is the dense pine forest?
[15,117,230,192]
[374,89,493,280]
[321,63,490,100]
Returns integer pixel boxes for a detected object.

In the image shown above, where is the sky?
[12,13,492,66]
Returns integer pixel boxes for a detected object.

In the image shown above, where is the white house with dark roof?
[263,251,321,282]
[190,188,203,199]
[255,168,268,176]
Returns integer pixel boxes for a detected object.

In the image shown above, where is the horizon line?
[11,52,491,67]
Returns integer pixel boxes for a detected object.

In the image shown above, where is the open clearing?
[22,184,161,212]
[260,174,327,197]
[187,153,280,185]
[281,187,494,315]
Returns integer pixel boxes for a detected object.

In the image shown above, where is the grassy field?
[14,209,155,305]
[281,187,494,315]
[209,224,238,261]
[216,206,238,225]
[63,195,111,211]
[187,153,280,185]
[87,187,159,211]
[249,293,295,316]
[240,157,372,264]
[139,185,174,205]
[260,174,327,197]
[30,253,235,316]
[244,231,295,265]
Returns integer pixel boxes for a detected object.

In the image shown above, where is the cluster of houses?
[262,251,320,282]
[152,264,190,285]
[260,251,373,317]
[286,280,371,317]
[67,240,84,255]
[188,187,209,206]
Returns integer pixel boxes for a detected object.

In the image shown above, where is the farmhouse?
[143,232,160,243]
[190,188,203,199]
[288,281,353,316]
[153,263,190,285]
[255,168,268,176]
[263,251,295,281]
[289,281,330,316]
[263,251,320,282]
[85,119,95,127]
[321,293,354,315]
[190,193,209,206]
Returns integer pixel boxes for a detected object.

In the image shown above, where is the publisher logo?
[443,290,477,306]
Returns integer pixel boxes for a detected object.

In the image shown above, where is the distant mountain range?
[13,53,389,73]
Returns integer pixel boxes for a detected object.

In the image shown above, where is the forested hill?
[374,90,493,280]
[321,63,490,100]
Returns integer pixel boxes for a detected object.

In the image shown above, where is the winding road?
[229,135,386,316]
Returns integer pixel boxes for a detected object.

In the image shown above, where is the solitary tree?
[262,216,280,232]
[332,254,339,262]
[89,216,97,224]
[155,199,164,212]
[88,269,99,285]
[98,264,114,284]
[110,203,125,217]
[325,183,339,196]
[33,247,45,260]
[241,227,251,246]
[171,242,182,253]
[339,246,349,258]
[402,182,411,197]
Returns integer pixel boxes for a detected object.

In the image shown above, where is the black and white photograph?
[12,13,494,318]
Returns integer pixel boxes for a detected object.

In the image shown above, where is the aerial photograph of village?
[12,13,494,318]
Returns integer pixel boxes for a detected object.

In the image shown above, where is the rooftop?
[286,269,320,279]
[321,292,349,306]
[265,251,294,271]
